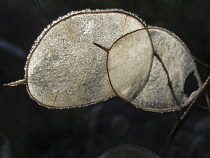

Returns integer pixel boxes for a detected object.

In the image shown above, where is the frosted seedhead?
[4,9,202,112]
[107,29,153,101]
[19,9,146,108]
[98,144,162,158]
[133,27,202,111]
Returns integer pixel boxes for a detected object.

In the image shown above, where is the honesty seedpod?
[97,144,162,158]
[4,9,202,112]
[104,27,202,111]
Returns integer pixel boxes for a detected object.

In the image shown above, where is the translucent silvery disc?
[5,9,202,112]
[97,144,162,158]
[128,27,202,112]
[25,9,146,108]
[107,27,202,112]
[107,29,153,103]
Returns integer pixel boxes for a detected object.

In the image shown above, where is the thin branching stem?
[205,92,210,114]
[193,56,210,68]
[161,75,210,156]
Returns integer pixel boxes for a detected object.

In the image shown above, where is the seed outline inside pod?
[104,28,154,107]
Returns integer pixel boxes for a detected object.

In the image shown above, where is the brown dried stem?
[161,74,210,155]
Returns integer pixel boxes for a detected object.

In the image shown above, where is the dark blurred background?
[0,0,209,158]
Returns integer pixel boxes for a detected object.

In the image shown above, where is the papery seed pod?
[107,29,153,102]
[4,9,202,112]
[97,144,162,158]
[105,27,202,112]
[4,9,146,108]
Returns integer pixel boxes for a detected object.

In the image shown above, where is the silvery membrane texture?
[132,27,201,111]
[8,9,202,112]
[107,29,153,102]
[26,10,146,108]
[97,145,162,158]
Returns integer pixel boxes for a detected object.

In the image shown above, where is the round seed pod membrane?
[107,29,153,102]
[131,28,202,111]
[26,10,145,108]
[98,144,162,158]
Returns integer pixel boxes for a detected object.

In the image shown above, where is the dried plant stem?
[193,56,210,68]
[170,75,209,136]
[206,92,210,113]
[161,75,210,155]
[3,79,26,86]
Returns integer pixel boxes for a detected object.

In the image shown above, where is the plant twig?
[161,75,210,155]
[205,92,210,113]
[3,79,26,86]
[193,56,210,68]
[170,75,209,137]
